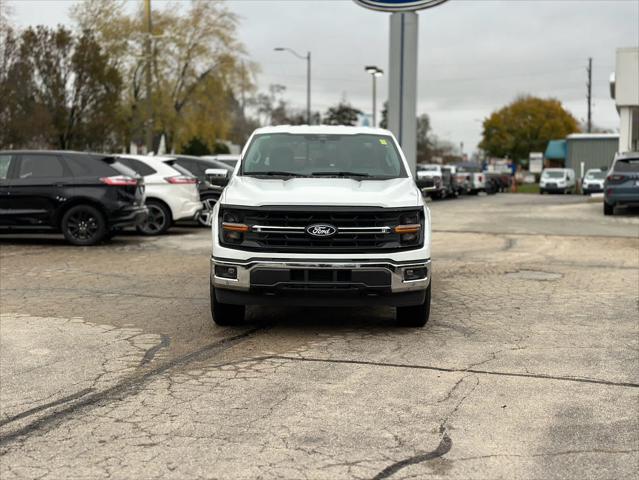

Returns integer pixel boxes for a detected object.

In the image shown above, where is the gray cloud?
[9,0,639,151]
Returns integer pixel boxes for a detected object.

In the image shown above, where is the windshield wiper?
[244,171,307,177]
[310,171,371,177]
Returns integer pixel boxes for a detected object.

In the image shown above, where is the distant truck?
[454,163,486,195]
[416,164,447,199]
[416,164,469,199]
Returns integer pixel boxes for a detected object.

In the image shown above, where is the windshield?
[614,158,639,172]
[585,171,605,180]
[241,133,407,179]
[542,171,565,179]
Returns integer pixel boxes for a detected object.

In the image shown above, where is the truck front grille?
[220,207,423,253]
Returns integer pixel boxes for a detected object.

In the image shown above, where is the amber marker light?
[394,224,421,234]
[222,223,249,232]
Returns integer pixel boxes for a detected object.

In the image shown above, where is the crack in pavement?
[0,326,267,448]
[140,334,171,366]
[270,356,639,388]
[0,388,94,429]
[371,433,453,480]
[501,237,517,251]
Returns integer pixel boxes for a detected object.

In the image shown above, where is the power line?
[262,65,589,85]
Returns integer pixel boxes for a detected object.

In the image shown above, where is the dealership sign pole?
[354,0,449,174]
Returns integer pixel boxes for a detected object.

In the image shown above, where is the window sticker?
[379,139,388,145]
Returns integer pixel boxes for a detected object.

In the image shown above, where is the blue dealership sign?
[353,0,449,12]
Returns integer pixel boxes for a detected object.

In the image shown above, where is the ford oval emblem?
[306,224,337,238]
[353,0,449,12]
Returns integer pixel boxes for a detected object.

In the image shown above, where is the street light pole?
[275,47,312,124]
[144,0,153,153]
[365,66,383,127]
[372,74,377,126]
[306,51,311,125]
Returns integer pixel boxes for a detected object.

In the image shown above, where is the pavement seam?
[432,229,639,240]
[270,355,639,389]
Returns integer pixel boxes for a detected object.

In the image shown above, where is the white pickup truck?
[205,125,432,327]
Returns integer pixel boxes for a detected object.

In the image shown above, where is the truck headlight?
[220,210,248,244]
[395,212,423,245]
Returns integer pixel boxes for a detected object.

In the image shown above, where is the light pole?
[144,0,153,153]
[274,47,311,124]
[365,66,383,127]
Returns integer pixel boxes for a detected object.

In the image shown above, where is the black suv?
[0,150,147,245]
[171,155,234,226]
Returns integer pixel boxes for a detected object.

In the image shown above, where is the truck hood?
[222,176,421,208]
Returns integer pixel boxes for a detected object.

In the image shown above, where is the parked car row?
[415,163,494,199]
[0,150,240,245]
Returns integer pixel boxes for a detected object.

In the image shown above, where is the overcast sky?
[7,0,639,153]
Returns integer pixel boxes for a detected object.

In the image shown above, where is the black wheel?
[603,202,614,216]
[397,283,431,328]
[61,205,107,246]
[540,189,544,194]
[210,283,245,326]
[137,200,172,235]
[196,197,218,227]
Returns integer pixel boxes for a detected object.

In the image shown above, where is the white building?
[611,47,639,153]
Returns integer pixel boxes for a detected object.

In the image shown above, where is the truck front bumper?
[210,257,431,307]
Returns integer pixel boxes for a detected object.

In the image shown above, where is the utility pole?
[144,0,153,153]
[274,47,311,125]
[587,57,592,133]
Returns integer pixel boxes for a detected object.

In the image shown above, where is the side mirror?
[205,168,229,187]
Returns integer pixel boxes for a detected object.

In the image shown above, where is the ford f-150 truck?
[206,126,432,327]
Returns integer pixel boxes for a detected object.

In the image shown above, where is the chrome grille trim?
[251,225,391,235]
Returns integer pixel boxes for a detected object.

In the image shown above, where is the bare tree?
[72,0,252,152]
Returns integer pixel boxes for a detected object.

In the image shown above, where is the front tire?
[397,283,431,328]
[61,205,107,246]
[210,283,245,326]
[603,202,614,216]
[137,200,172,235]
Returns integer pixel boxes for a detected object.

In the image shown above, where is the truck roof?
[251,125,394,136]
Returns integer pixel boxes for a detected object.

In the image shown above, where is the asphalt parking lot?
[1,194,638,480]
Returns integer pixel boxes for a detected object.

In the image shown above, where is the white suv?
[117,155,201,234]
[207,126,432,327]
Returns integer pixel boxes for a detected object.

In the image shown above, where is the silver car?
[603,152,639,215]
